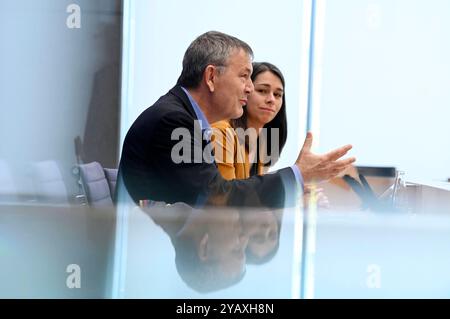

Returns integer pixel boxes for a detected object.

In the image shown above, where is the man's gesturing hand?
[295,132,356,183]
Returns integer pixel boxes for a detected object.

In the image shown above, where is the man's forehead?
[228,48,252,71]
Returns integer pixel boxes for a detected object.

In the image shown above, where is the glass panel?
[0,0,122,298]
[0,0,122,204]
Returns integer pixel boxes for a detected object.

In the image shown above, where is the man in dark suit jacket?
[118,31,355,208]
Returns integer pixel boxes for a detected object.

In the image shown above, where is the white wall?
[314,0,450,181]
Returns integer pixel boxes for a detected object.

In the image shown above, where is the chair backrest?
[31,160,68,204]
[103,168,118,200]
[78,161,113,207]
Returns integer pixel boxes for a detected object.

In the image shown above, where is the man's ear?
[198,233,209,262]
[204,65,217,93]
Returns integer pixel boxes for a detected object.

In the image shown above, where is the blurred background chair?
[77,161,117,207]
[103,167,118,200]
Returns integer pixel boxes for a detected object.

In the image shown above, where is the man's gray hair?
[177,31,254,88]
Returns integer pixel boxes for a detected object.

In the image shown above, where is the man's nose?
[245,79,254,94]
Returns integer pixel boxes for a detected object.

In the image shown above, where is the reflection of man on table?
[144,202,248,293]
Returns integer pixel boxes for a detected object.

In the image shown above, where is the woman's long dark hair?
[230,62,288,167]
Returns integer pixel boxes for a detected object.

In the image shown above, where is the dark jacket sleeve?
[119,105,299,208]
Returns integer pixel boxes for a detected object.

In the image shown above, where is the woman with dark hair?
[210,62,287,264]
[212,62,287,179]
[212,62,332,263]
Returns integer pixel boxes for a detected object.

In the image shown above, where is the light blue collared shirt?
[181,87,212,141]
[181,86,303,189]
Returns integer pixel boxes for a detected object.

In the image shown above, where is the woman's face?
[241,210,279,259]
[246,71,284,127]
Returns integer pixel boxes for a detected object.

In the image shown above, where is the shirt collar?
[181,87,211,134]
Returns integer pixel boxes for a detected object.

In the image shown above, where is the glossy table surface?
[2,198,449,298]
